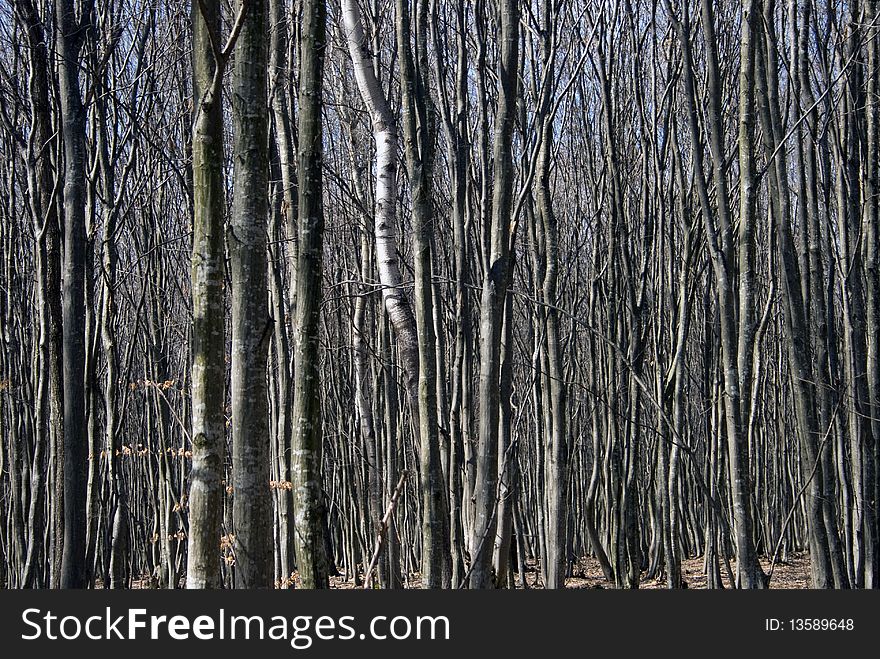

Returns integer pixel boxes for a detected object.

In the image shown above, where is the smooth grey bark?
[830,0,873,587]
[342,123,389,587]
[352,222,386,586]
[754,0,838,587]
[657,134,695,589]
[268,0,295,587]
[491,294,516,587]
[56,0,93,590]
[380,315,403,589]
[470,0,519,589]
[290,0,330,589]
[720,0,764,589]
[536,83,567,593]
[89,7,149,588]
[95,68,123,590]
[230,0,273,589]
[431,0,471,587]
[15,0,64,589]
[796,0,850,589]
[668,0,765,588]
[186,0,232,589]
[268,0,298,274]
[396,0,451,589]
[862,0,880,588]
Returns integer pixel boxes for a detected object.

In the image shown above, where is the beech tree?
[290,0,330,589]
[187,0,234,589]
[56,0,92,590]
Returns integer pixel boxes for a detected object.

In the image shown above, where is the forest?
[0,0,878,590]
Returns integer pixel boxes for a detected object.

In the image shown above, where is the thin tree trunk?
[396,0,451,589]
[56,0,93,590]
[290,0,330,589]
[186,0,229,589]
[470,0,519,589]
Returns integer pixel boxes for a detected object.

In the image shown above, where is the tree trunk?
[396,0,451,589]
[56,0,92,590]
[186,0,227,589]
[230,0,273,589]
[470,0,519,589]
[290,0,330,589]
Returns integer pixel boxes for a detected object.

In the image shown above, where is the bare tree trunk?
[669,0,765,587]
[754,0,835,587]
[796,0,849,588]
[15,0,64,589]
[352,224,386,586]
[268,0,295,587]
[186,0,229,589]
[492,294,516,586]
[862,0,880,588]
[56,0,93,590]
[432,0,472,587]
[230,0,273,589]
[396,0,451,589]
[290,0,330,589]
[341,0,422,432]
[470,0,519,589]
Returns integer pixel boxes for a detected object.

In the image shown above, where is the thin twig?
[363,471,409,589]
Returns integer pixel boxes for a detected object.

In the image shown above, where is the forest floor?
[115,553,810,589]
[330,552,812,589]
[561,553,811,589]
